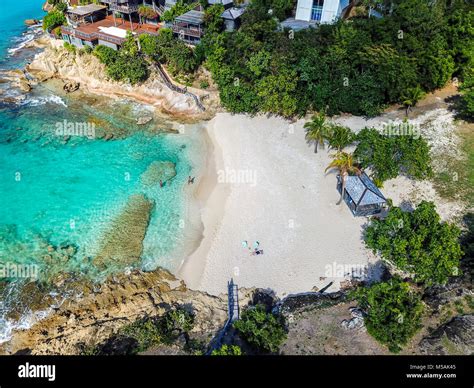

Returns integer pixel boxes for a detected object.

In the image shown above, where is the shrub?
[211,344,243,355]
[120,317,162,353]
[233,304,287,353]
[63,42,76,54]
[365,201,462,285]
[354,127,432,183]
[55,2,67,13]
[159,307,195,339]
[459,72,474,121]
[200,80,209,89]
[43,10,66,32]
[353,277,424,353]
[162,1,197,23]
[106,54,149,84]
[93,45,118,66]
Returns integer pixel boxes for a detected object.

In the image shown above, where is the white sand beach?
[179,113,380,297]
[179,92,468,297]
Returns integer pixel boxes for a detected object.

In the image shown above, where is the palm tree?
[401,86,425,117]
[327,125,355,151]
[325,152,362,205]
[304,112,331,153]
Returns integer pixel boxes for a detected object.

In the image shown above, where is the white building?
[294,0,350,24]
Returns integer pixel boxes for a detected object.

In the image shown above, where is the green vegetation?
[93,33,149,85]
[63,42,76,54]
[99,307,195,355]
[459,72,474,121]
[204,4,225,34]
[304,112,331,153]
[326,151,361,205]
[120,317,163,353]
[327,125,355,151]
[138,29,199,76]
[365,201,462,285]
[233,304,287,353]
[354,127,432,184]
[401,86,425,116]
[138,5,159,20]
[162,0,198,22]
[353,277,424,353]
[93,45,118,66]
[433,128,474,205]
[211,344,243,355]
[201,0,473,117]
[43,10,66,32]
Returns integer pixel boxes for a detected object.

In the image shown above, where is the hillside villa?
[281,0,351,30]
[60,0,247,49]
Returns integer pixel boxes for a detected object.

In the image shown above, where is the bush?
[354,127,432,183]
[43,10,66,32]
[200,80,209,89]
[63,42,76,54]
[459,72,474,121]
[353,277,424,353]
[106,54,149,84]
[165,41,198,75]
[233,304,287,353]
[211,344,243,355]
[106,307,195,354]
[365,201,463,285]
[162,1,197,23]
[159,308,195,340]
[120,317,162,353]
[93,45,118,66]
[55,2,67,13]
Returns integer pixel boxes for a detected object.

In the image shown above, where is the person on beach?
[188,176,195,184]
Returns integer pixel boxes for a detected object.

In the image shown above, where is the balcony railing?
[61,26,126,45]
[95,32,126,45]
[172,25,203,38]
[109,4,140,13]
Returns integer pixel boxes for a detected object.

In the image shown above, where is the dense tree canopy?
[459,71,474,120]
[200,0,474,117]
[365,201,463,285]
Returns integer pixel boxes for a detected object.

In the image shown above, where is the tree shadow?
[445,95,474,123]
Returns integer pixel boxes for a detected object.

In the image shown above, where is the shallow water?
[0,1,206,343]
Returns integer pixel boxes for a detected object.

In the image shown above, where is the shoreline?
[25,36,217,123]
[178,117,231,290]
[179,113,379,297]
[178,100,469,296]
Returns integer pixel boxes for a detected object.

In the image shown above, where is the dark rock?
[251,289,277,312]
[419,315,474,355]
[63,81,80,93]
[24,19,39,26]
[423,277,472,312]
[276,291,347,316]
[96,335,139,355]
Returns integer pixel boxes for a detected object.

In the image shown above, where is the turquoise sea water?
[0,1,204,342]
[0,0,46,69]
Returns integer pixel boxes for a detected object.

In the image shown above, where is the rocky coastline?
[25,36,219,121]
